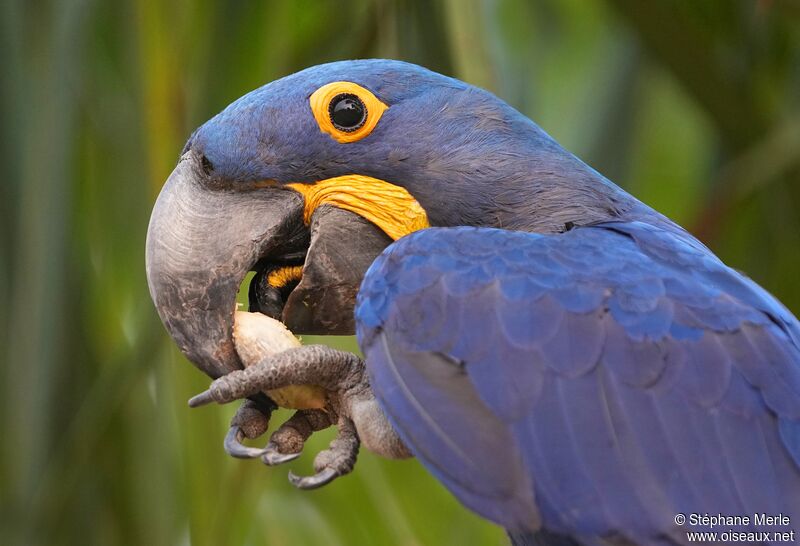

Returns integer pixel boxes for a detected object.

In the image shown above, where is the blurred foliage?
[1,0,799,545]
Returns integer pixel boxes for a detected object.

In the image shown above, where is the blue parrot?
[145,60,800,545]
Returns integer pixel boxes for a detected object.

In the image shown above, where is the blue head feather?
[190,59,654,232]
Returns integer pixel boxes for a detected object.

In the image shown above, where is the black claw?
[288,467,338,490]
[224,426,267,459]
[261,442,302,466]
[188,389,216,408]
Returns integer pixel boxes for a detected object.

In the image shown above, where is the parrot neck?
[414,139,665,234]
[379,99,676,235]
[486,122,683,234]
[489,150,653,234]
[510,124,693,233]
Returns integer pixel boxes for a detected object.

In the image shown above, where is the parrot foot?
[189,345,409,487]
[262,446,301,465]
[187,345,366,408]
[260,408,331,466]
[225,426,268,458]
[224,398,273,459]
[287,416,359,490]
[222,405,359,489]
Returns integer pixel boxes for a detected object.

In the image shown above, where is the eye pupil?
[329,93,367,132]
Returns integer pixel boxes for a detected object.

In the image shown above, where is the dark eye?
[329,93,367,132]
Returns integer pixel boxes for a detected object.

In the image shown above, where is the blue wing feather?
[355,222,800,543]
[368,334,541,528]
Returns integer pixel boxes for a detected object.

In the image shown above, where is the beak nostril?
[200,154,214,175]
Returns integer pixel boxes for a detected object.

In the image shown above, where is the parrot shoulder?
[356,222,800,541]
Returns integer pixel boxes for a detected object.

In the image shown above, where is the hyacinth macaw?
[145,60,800,545]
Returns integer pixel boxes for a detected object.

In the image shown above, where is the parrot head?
[146,59,627,379]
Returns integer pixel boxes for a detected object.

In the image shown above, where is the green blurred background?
[1,1,799,545]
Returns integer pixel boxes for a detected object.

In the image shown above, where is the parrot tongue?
[248,204,393,335]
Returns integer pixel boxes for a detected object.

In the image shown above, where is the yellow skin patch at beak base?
[267,265,304,289]
[287,175,430,241]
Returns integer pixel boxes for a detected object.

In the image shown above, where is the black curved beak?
[145,151,392,379]
[145,151,307,378]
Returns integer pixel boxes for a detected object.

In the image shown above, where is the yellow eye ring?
[309,81,388,143]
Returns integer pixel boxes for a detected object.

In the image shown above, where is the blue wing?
[355,221,800,544]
